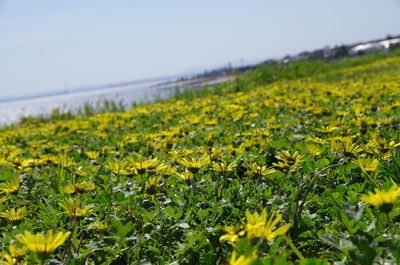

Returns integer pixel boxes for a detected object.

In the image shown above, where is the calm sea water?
[0,80,178,126]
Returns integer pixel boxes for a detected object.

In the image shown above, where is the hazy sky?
[1,0,399,99]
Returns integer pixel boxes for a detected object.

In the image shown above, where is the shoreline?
[0,74,235,126]
[156,75,236,88]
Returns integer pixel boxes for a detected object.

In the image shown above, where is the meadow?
[0,49,399,265]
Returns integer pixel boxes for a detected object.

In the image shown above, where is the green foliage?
[0,49,399,264]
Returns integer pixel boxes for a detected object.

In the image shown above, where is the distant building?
[348,38,400,56]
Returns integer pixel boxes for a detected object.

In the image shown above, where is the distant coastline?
[0,75,178,104]
[0,73,235,125]
[0,73,235,104]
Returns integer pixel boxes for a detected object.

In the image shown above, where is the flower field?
[0,50,399,264]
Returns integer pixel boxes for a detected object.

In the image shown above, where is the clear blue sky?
[1,0,399,99]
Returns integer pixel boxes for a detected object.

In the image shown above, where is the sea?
[0,76,230,126]
[0,79,179,126]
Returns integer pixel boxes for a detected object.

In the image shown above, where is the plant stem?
[295,161,345,222]
[283,235,305,260]
[277,171,289,195]
[61,217,78,263]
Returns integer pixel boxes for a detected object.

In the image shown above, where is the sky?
[1,0,400,99]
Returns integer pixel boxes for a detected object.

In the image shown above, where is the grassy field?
[0,49,399,265]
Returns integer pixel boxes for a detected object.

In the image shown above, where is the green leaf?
[115,191,125,201]
[315,158,330,169]
[147,245,161,254]
[319,233,355,254]
[163,205,175,218]
[298,258,329,265]
[176,223,190,229]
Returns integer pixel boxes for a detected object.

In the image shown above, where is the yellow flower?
[177,156,210,173]
[306,144,322,156]
[315,125,337,133]
[0,178,21,194]
[305,137,327,145]
[361,183,400,213]
[0,195,11,204]
[88,219,110,231]
[220,208,291,244]
[129,157,164,174]
[101,146,112,155]
[169,149,194,157]
[219,226,245,245]
[212,161,236,172]
[59,197,90,217]
[204,118,218,126]
[64,185,76,194]
[9,157,34,170]
[208,147,225,161]
[336,111,349,117]
[228,251,257,265]
[92,130,108,138]
[85,151,99,160]
[175,169,193,180]
[245,208,291,240]
[51,154,76,168]
[251,129,270,137]
[142,176,162,199]
[0,245,27,265]
[1,207,28,222]
[107,160,128,175]
[7,245,27,258]
[226,145,245,155]
[0,254,18,265]
[16,231,71,253]
[273,151,304,169]
[352,157,379,173]
[367,138,400,151]
[331,139,363,155]
[160,164,177,176]
[246,162,276,178]
[64,181,95,194]
[366,138,400,159]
